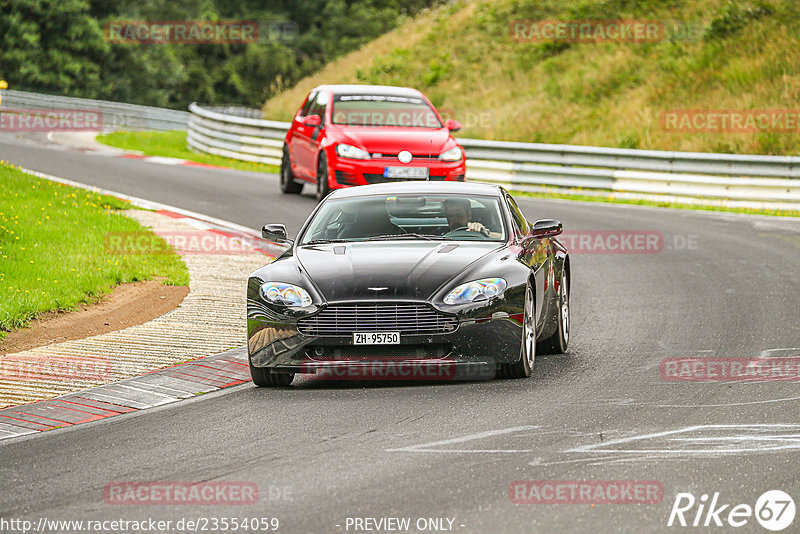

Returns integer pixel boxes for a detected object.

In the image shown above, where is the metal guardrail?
[1,89,189,131]
[187,103,285,165]
[184,102,800,208]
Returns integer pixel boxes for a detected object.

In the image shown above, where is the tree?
[0,0,441,107]
[0,0,108,97]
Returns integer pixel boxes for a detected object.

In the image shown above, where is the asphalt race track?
[2,131,800,533]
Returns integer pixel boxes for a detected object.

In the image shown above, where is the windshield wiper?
[304,238,349,245]
[364,233,452,241]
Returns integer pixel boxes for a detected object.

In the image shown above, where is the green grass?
[96,130,280,174]
[511,188,800,218]
[260,0,800,216]
[0,161,189,338]
[264,0,800,155]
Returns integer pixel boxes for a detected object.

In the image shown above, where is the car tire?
[249,360,294,387]
[499,283,535,379]
[315,154,330,201]
[280,147,303,194]
[538,267,569,355]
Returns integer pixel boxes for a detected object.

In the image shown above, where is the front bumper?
[330,157,466,186]
[247,301,524,376]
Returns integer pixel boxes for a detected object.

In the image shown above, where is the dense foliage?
[0,0,437,108]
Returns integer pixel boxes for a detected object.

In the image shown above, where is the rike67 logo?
[668,490,795,531]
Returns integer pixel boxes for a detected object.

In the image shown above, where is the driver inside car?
[443,198,501,238]
[338,202,404,239]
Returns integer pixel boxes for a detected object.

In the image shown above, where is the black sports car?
[247,181,570,386]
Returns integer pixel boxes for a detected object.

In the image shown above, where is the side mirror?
[531,219,563,239]
[262,223,291,243]
[445,119,462,132]
[303,114,321,127]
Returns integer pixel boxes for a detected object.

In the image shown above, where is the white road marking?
[653,396,800,408]
[554,395,800,408]
[142,156,187,165]
[389,424,800,467]
[530,454,675,468]
[387,425,541,453]
[759,348,800,358]
[529,455,621,467]
[568,424,800,455]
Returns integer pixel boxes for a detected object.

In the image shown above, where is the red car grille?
[363,174,446,184]
[334,171,361,185]
[372,154,440,161]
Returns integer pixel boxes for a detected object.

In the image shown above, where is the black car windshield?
[331,94,442,128]
[300,194,507,244]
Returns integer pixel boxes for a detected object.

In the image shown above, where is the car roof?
[327,181,506,199]
[314,84,424,97]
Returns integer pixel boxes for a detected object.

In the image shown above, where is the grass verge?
[94,130,799,218]
[96,130,280,174]
[0,161,189,339]
[264,0,800,155]
[511,188,800,218]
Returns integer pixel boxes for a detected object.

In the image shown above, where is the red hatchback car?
[280,84,467,200]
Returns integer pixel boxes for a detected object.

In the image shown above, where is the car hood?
[296,241,500,301]
[331,127,454,156]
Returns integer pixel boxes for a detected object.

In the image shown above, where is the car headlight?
[444,278,507,305]
[260,282,312,307]
[439,146,463,162]
[336,143,371,160]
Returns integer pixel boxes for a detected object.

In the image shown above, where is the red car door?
[305,91,329,182]
[289,91,317,180]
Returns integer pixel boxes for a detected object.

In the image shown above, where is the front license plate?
[384,166,429,179]
[353,332,400,345]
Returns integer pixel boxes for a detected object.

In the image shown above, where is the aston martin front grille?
[308,344,451,360]
[297,303,458,336]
